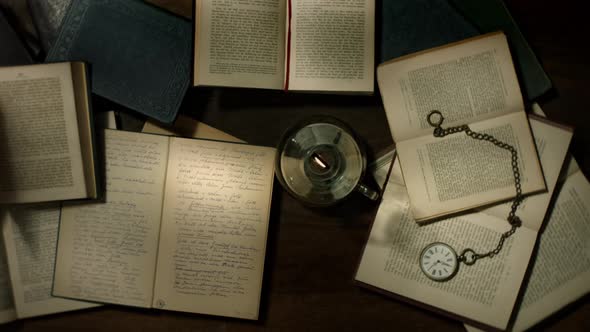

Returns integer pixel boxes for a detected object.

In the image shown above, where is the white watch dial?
[419,242,459,281]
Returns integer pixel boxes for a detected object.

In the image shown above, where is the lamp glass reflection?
[278,122,364,205]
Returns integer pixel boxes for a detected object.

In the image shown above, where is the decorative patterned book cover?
[45,0,191,123]
[27,0,72,53]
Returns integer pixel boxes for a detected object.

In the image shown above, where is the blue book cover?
[46,0,191,123]
[380,0,479,63]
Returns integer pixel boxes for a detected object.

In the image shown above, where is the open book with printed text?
[377,32,545,222]
[355,116,572,330]
[463,105,590,331]
[193,0,374,93]
[0,62,99,204]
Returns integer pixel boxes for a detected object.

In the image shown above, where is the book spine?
[284,0,293,91]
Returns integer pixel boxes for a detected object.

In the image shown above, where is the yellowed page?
[54,130,169,308]
[355,177,537,330]
[287,0,374,93]
[96,111,118,130]
[2,203,98,318]
[465,171,590,331]
[70,62,97,200]
[481,117,572,230]
[0,233,16,324]
[510,171,590,331]
[377,32,523,142]
[530,103,580,178]
[194,0,286,89]
[0,62,86,203]
[370,149,396,189]
[397,112,545,222]
[152,138,275,319]
[142,115,244,143]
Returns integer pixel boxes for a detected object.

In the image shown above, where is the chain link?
[427,110,523,265]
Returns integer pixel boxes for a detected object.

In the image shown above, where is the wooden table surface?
[5,0,590,331]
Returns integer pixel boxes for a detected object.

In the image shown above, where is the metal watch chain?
[420,110,523,281]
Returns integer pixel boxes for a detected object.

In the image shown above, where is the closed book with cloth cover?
[379,0,479,63]
[45,0,191,123]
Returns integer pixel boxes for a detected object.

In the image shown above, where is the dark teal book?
[449,0,552,101]
[379,0,479,63]
[45,0,191,123]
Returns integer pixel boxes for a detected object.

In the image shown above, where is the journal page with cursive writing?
[152,137,275,319]
[53,130,276,320]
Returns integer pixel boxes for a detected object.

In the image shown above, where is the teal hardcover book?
[380,0,479,63]
[46,0,191,123]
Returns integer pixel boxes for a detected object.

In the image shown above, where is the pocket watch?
[419,242,459,281]
[419,111,523,282]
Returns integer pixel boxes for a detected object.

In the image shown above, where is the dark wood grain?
[5,0,590,331]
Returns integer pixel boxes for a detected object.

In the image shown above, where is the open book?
[193,0,374,93]
[0,62,99,204]
[0,204,99,324]
[377,32,545,222]
[53,130,276,320]
[355,117,572,330]
[0,236,13,324]
[465,169,590,330]
[142,115,245,143]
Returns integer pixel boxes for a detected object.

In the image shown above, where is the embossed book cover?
[46,0,191,123]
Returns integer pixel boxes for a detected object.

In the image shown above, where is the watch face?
[419,242,459,281]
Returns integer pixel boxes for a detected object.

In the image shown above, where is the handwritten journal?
[53,130,276,320]
[0,204,99,323]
